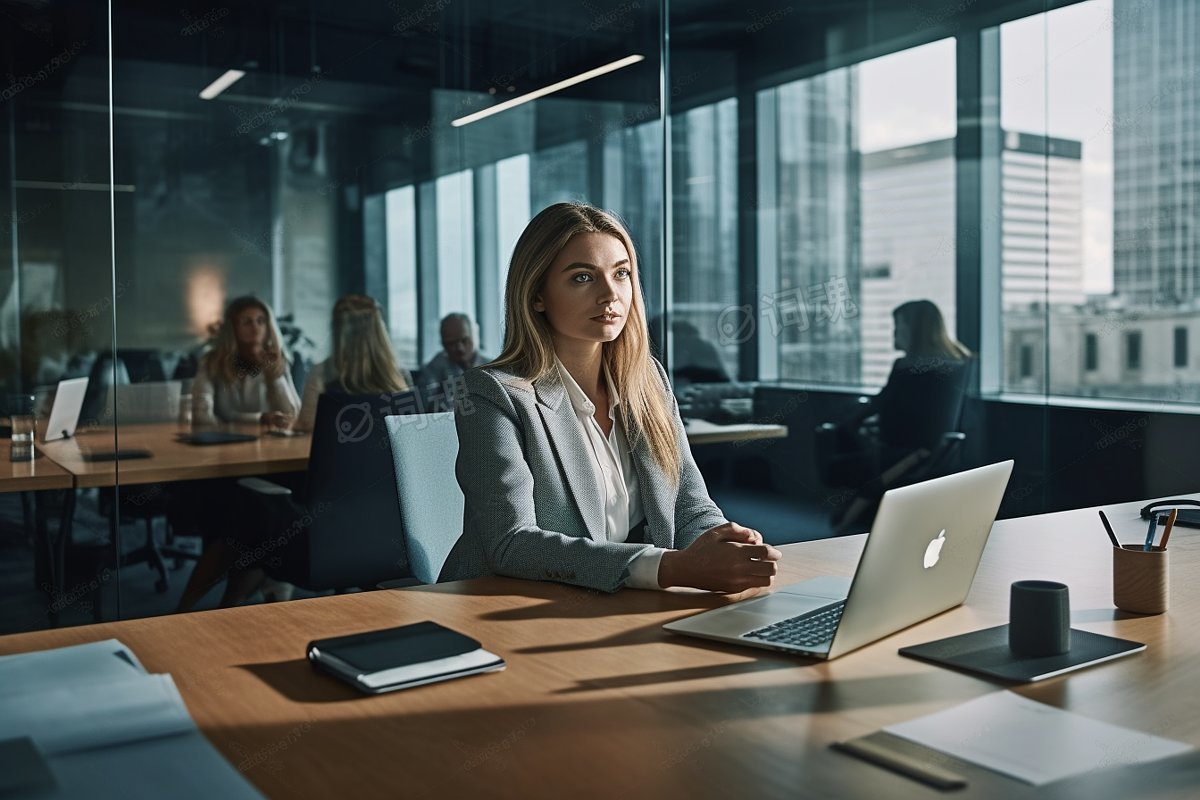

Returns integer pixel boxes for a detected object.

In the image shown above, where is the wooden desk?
[38,424,311,488]
[684,419,788,445]
[1,496,1196,799]
[0,451,73,493]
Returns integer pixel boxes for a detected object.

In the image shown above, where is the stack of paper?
[884,691,1194,786]
[0,640,263,799]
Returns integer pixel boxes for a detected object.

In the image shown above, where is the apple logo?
[923,530,946,569]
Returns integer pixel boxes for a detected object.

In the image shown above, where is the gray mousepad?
[899,625,1145,683]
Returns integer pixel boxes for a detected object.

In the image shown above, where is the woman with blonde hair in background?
[441,202,782,593]
[292,294,412,432]
[191,295,301,427]
[176,295,301,612]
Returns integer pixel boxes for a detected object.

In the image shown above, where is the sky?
[857,0,1114,294]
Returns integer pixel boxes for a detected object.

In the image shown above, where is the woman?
[890,299,971,363]
[191,296,301,427]
[822,299,973,522]
[293,294,411,432]
[442,202,781,593]
[175,296,301,612]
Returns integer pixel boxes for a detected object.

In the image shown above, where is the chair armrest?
[236,477,293,496]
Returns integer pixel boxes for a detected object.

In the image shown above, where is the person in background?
[421,313,490,410]
[441,202,781,594]
[191,295,301,427]
[819,298,973,517]
[175,295,301,612]
[292,295,412,432]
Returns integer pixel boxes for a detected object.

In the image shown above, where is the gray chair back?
[385,412,463,584]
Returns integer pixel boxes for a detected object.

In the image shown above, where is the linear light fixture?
[199,69,246,100]
[451,54,645,127]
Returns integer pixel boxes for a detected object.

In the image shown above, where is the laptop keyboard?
[743,601,846,649]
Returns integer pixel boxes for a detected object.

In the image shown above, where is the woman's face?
[893,314,911,353]
[534,232,634,352]
[234,307,269,349]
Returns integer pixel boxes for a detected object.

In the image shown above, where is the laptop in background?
[94,381,182,425]
[43,377,89,442]
[664,460,1014,660]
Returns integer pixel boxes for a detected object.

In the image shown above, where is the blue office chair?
[385,412,463,585]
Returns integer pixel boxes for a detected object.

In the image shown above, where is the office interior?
[1,0,1198,633]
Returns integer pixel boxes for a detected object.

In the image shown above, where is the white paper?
[0,639,146,696]
[0,673,194,756]
[885,691,1193,786]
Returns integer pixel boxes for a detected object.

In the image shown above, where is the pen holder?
[1113,545,1168,615]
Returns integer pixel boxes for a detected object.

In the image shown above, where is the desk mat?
[899,625,1144,683]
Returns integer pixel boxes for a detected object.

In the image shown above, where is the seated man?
[421,313,490,410]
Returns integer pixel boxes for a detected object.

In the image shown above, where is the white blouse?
[555,357,665,590]
[191,360,301,426]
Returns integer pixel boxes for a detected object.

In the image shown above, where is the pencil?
[1098,510,1121,548]
[1159,508,1179,550]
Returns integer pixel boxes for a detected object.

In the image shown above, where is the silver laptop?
[43,377,89,442]
[664,460,1014,660]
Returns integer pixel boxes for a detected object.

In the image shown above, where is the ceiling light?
[199,69,246,100]
[451,54,645,127]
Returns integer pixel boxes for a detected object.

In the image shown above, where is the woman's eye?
[615,268,631,279]
[572,273,592,283]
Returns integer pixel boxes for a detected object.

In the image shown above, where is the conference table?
[683,419,788,445]
[1,494,1196,798]
[35,423,313,488]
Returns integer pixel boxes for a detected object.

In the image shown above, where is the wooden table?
[0,451,73,493]
[684,419,788,445]
[2,494,1196,798]
[37,423,312,488]
[27,424,311,617]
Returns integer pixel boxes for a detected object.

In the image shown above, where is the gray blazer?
[440,359,727,592]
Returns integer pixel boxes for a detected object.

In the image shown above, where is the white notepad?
[885,691,1193,786]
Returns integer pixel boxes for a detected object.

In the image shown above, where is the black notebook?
[307,621,505,694]
[178,431,258,445]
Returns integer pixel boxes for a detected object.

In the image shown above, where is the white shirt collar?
[554,355,620,419]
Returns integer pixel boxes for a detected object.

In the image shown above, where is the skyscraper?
[1113,0,1200,304]
[859,130,1084,385]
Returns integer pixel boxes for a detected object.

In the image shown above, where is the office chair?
[237,391,416,593]
[815,359,972,533]
[384,412,462,584]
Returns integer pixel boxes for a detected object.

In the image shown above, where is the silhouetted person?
[822,299,972,488]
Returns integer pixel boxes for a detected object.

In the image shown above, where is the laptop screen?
[43,377,89,442]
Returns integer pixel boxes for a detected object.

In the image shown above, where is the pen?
[832,738,967,790]
[1098,510,1120,549]
[1159,508,1178,551]
[1144,515,1159,552]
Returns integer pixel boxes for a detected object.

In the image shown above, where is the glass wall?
[3,0,1199,633]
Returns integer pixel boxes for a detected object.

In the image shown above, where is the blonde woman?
[442,202,781,593]
[191,296,301,427]
[175,296,300,612]
[293,295,412,432]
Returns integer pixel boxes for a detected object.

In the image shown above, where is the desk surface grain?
[36,424,311,487]
[1,496,1197,799]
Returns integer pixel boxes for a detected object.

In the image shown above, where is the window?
[997,0,1200,404]
[754,38,956,387]
[1126,332,1142,371]
[1020,344,1034,378]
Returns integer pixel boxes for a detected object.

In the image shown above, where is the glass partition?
[2,0,1198,633]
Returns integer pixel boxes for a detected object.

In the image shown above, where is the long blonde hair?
[330,294,410,394]
[492,203,680,482]
[894,300,972,360]
[203,296,289,385]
